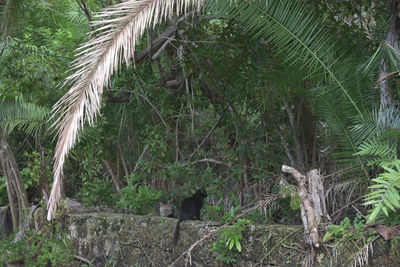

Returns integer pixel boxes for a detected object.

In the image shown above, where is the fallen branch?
[74,255,93,266]
[136,237,155,266]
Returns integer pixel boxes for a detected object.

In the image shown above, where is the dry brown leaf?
[373,224,400,241]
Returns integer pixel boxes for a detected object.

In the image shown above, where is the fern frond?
[364,161,400,222]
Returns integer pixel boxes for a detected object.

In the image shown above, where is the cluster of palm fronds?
[353,106,400,222]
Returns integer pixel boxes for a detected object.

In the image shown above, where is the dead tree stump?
[281,165,329,248]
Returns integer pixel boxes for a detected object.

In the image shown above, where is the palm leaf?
[0,98,50,136]
[206,0,363,116]
[207,0,371,176]
[352,106,400,166]
[352,107,400,140]
[364,41,400,74]
[47,0,205,220]
[65,2,90,26]
[356,137,398,166]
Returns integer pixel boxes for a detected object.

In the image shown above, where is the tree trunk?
[379,1,399,114]
[281,165,329,248]
[0,127,29,231]
[39,144,49,201]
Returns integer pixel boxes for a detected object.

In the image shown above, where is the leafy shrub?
[0,212,74,266]
[22,151,53,187]
[117,173,162,214]
[323,214,375,243]
[79,177,118,207]
[77,156,117,207]
[210,219,249,264]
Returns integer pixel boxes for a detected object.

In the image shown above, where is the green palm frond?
[364,161,400,222]
[254,63,310,110]
[207,0,363,116]
[207,0,373,176]
[352,107,400,166]
[352,107,400,140]
[311,45,377,172]
[351,109,381,143]
[65,3,89,26]
[364,41,400,74]
[0,98,50,136]
[313,85,368,175]
[356,137,398,166]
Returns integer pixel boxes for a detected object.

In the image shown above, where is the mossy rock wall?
[67,213,400,266]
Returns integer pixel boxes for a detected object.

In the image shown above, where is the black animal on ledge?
[173,189,207,245]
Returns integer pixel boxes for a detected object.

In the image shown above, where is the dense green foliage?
[0,207,74,266]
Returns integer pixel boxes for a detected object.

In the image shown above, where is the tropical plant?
[364,161,400,222]
[353,107,400,167]
[1,0,392,227]
[0,97,51,229]
[210,219,249,263]
[0,98,50,136]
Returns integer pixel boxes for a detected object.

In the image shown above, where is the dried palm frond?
[47,0,205,220]
[350,236,378,267]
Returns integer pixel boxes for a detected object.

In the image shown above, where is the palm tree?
[0,126,28,231]
[0,99,50,230]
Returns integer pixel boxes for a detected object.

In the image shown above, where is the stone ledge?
[66,213,400,266]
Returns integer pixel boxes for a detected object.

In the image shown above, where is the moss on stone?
[64,213,400,266]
